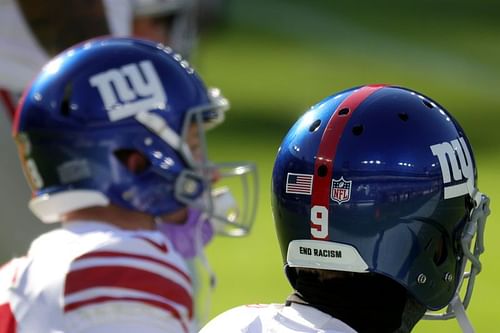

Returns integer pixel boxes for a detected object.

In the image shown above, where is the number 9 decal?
[310,205,328,239]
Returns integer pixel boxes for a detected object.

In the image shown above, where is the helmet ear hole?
[114,149,151,174]
[432,236,448,266]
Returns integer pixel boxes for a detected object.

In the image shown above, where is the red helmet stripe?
[310,85,385,239]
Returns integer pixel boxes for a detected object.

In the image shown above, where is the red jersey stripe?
[63,296,189,333]
[311,85,385,239]
[133,236,169,254]
[74,251,191,283]
[0,89,16,121]
[0,303,17,333]
[64,266,193,317]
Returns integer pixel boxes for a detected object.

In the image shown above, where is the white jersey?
[0,221,195,333]
[200,303,357,333]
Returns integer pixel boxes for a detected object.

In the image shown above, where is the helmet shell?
[15,37,210,217]
[272,85,476,310]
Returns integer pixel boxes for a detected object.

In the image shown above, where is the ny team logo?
[331,177,352,204]
[430,137,474,199]
[89,60,166,121]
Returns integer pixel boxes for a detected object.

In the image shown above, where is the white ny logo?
[89,60,166,121]
[430,137,474,199]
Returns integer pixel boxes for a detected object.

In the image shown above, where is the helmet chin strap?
[182,211,217,329]
[450,294,474,333]
[196,217,217,284]
[155,208,216,328]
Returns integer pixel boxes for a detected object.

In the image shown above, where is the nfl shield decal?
[331,177,352,204]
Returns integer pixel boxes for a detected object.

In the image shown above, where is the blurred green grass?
[198,1,500,331]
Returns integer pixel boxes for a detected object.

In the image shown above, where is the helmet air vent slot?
[398,112,409,122]
[317,165,328,177]
[352,125,364,136]
[61,82,73,117]
[309,119,321,132]
[338,107,350,116]
[422,100,434,108]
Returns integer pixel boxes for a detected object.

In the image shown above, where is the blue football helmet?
[272,85,490,330]
[14,37,257,236]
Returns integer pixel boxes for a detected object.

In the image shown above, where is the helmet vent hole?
[422,100,434,108]
[61,100,71,117]
[338,108,350,116]
[352,125,363,136]
[317,165,328,177]
[398,113,409,122]
[61,82,73,117]
[309,119,321,132]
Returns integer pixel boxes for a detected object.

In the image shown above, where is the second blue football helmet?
[14,37,257,235]
[272,85,490,329]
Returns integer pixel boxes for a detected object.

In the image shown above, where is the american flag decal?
[286,173,313,195]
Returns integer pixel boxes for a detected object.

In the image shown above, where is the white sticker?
[287,239,368,273]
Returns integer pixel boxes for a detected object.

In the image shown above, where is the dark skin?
[61,203,187,230]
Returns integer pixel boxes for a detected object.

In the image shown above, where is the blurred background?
[197,0,500,332]
[1,0,499,331]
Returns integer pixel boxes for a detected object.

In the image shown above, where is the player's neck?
[61,205,189,230]
[61,205,156,230]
